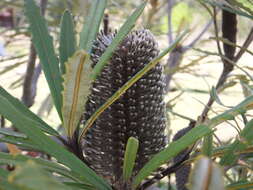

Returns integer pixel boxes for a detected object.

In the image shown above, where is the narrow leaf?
[208,95,253,128]
[132,125,212,188]
[0,167,9,178]
[0,95,112,190]
[59,10,76,74]
[210,86,232,108]
[202,134,213,157]
[227,181,253,190]
[0,87,59,136]
[91,1,147,80]
[123,137,139,181]
[8,160,72,190]
[189,156,225,190]
[24,0,63,120]
[62,50,92,137]
[0,128,26,138]
[220,119,253,165]
[0,152,86,183]
[79,0,107,51]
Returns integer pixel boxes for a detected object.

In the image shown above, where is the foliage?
[0,0,252,190]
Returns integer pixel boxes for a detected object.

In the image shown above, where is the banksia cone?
[82,29,167,187]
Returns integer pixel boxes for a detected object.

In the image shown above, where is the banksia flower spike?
[82,29,167,187]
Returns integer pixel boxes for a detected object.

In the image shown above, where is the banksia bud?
[82,29,167,187]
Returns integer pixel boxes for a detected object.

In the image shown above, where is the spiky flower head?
[82,29,167,187]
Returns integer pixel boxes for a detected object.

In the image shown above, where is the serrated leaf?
[189,156,225,190]
[24,0,63,120]
[132,125,212,188]
[59,10,76,74]
[62,50,92,137]
[123,137,139,181]
[79,0,107,52]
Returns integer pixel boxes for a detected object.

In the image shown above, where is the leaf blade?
[132,125,212,189]
[62,50,92,137]
[123,137,139,181]
[79,0,107,51]
[59,10,76,74]
[0,87,59,136]
[0,94,111,190]
[90,1,147,80]
[24,0,63,120]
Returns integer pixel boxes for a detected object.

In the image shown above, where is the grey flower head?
[82,29,167,186]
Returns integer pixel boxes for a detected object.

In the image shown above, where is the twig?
[1,116,5,128]
[21,44,37,107]
[103,13,109,35]
[234,27,253,62]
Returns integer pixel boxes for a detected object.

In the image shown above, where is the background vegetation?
[0,0,252,189]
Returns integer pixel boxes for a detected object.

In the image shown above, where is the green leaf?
[208,95,253,128]
[79,31,188,141]
[220,119,253,165]
[90,1,147,80]
[210,86,232,108]
[62,50,92,137]
[8,160,72,190]
[132,125,212,189]
[228,0,253,15]
[0,152,86,183]
[123,137,139,181]
[189,156,225,190]
[79,0,107,52]
[59,10,76,74]
[0,128,26,138]
[227,181,253,190]
[202,134,213,157]
[0,95,111,190]
[0,87,59,136]
[0,136,41,151]
[64,182,95,190]
[0,168,9,178]
[24,0,63,120]
[0,181,22,190]
[202,0,253,19]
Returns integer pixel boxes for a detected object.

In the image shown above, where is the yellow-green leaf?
[62,50,92,137]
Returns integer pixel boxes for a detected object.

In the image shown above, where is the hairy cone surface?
[82,29,167,185]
